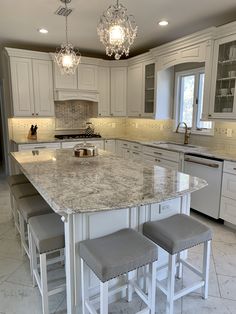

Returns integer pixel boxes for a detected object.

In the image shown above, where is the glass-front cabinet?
[143,63,156,117]
[210,34,236,118]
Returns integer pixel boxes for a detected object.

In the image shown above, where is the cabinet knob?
[208,114,212,117]
[32,113,34,116]
[99,113,101,116]
[36,113,38,116]
[139,114,141,117]
[110,113,113,116]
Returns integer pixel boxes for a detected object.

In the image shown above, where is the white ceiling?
[1,0,236,58]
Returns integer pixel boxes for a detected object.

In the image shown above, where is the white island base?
[64,194,190,314]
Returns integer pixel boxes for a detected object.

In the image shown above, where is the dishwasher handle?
[184,157,220,168]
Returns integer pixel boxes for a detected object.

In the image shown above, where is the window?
[174,68,213,135]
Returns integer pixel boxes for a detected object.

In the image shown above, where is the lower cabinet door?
[220,196,236,225]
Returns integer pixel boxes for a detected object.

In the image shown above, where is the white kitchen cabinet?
[104,140,116,154]
[143,62,156,118]
[18,142,61,151]
[9,56,54,117]
[143,153,179,170]
[98,67,110,116]
[110,67,127,116]
[10,57,34,116]
[32,60,54,116]
[209,34,236,119]
[127,63,143,116]
[53,62,77,90]
[220,160,236,225]
[78,64,98,91]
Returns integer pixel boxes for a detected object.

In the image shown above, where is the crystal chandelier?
[97,0,138,60]
[55,0,81,75]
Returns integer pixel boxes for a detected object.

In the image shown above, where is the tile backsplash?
[55,100,97,130]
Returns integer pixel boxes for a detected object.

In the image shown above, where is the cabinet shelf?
[217,77,236,81]
[146,75,154,79]
[216,94,234,98]
[145,88,155,91]
[218,59,236,65]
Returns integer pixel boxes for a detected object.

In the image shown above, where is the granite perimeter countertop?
[11,136,236,162]
[11,149,207,215]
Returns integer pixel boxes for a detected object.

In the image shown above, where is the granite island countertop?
[11,149,207,215]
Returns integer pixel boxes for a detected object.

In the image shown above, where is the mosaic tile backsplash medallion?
[55,100,98,130]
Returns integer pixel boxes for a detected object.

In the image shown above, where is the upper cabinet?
[127,63,143,116]
[53,63,77,90]
[143,63,156,117]
[110,67,127,116]
[127,61,156,118]
[77,64,98,91]
[209,34,236,119]
[98,67,110,117]
[6,49,54,117]
[10,57,35,116]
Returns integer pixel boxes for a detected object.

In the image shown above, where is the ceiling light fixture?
[55,0,81,75]
[158,20,169,26]
[97,0,138,60]
[38,28,48,34]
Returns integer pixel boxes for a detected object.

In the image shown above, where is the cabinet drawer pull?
[155,159,161,162]
[34,146,46,149]
[233,168,236,170]
[133,152,139,155]
[133,146,139,149]
[185,157,219,168]
[154,152,162,155]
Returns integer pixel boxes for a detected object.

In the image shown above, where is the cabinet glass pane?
[144,63,155,113]
[214,40,236,113]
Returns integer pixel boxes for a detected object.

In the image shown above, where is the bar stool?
[29,213,65,314]
[10,182,39,233]
[79,228,158,314]
[143,214,212,314]
[7,174,29,225]
[18,195,53,258]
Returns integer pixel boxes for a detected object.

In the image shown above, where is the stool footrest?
[48,284,66,296]
[174,281,204,301]
[85,300,97,314]
[180,259,203,278]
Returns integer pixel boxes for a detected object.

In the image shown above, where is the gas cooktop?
[54,134,102,140]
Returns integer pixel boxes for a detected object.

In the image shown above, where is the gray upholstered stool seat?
[29,213,66,314]
[29,213,65,254]
[143,214,212,314]
[11,183,39,200]
[79,228,158,283]
[143,214,212,254]
[18,195,53,223]
[7,174,29,187]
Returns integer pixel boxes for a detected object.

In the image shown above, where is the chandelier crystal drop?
[97,0,138,60]
[55,0,81,75]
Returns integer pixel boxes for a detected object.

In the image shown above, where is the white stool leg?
[202,240,211,299]
[166,254,176,314]
[176,252,183,279]
[29,230,37,287]
[40,253,49,314]
[80,258,86,314]
[100,281,108,314]
[127,270,135,302]
[19,212,26,256]
[149,261,157,314]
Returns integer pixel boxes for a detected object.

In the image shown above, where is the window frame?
[173,67,214,136]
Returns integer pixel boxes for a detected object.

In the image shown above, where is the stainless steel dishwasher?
[184,154,223,219]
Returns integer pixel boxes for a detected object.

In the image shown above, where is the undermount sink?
[149,142,199,149]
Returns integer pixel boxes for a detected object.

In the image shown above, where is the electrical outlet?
[111,123,116,128]
[227,128,233,137]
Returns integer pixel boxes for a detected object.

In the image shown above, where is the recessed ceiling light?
[38,28,48,34]
[158,20,169,27]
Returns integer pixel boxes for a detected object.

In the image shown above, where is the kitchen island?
[11,148,207,314]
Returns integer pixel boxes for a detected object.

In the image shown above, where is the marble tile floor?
[0,179,236,312]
